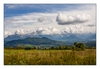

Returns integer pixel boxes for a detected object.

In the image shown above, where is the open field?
[4,49,96,65]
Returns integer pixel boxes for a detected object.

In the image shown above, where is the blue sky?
[4,4,96,37]
[4,4,85,18]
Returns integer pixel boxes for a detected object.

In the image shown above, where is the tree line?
[4,42,95,51]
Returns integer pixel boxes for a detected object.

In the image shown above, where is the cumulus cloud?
[9,27,61,37]
[14,29,25,35]
[35,26,60,35]
[4,4,95,36]
[56,12,91,25]
[62,25,83,34]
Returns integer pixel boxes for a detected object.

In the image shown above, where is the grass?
[4,49,96,65]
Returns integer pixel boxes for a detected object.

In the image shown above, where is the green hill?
[4,37,68,48]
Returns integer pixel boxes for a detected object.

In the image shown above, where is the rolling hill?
[4,37,69,48]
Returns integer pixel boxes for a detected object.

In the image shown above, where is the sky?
[4,4,96,37]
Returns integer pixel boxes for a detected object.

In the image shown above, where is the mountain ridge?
[4,37,69,47]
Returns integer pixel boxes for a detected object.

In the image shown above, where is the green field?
[4,49,96,65]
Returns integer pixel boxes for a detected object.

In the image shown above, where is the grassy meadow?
[4,49,96,65]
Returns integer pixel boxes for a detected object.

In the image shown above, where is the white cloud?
[62,25,84,34]
[14,29,25,35]
[4,4,96,37]
[35,26,61,35]
[56,12,91,25]
[4,12,57,24]
[4,31,12,38]
[4,12,57,35]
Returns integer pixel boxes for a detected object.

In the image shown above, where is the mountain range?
[4,37,69,48]
[4,31,96,42]
[4,31,96,48]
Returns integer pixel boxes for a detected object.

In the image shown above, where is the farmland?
[4,49,96,65]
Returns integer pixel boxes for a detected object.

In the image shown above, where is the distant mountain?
[67,35,80,39]
[86,34,96,41]
[4,29,96,45]
[66,35,81,43]
[4,34,65,42]
[4,37,69,48]
[85,41,96,47]
[4,34,25,41]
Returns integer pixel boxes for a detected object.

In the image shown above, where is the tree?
[37,47,40,50]
[73,42,85,51]
[74,42,77,46]
[59,46,64,50]
[50,46,55,50]
[33,47,36,49]
[44,48,49,50]
[64,46,72,50]
[72,46,75,51]
[24,46,32,50]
